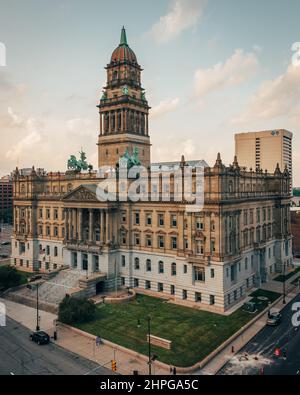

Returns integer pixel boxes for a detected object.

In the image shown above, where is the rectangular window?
[182,290,187,300]
[171,214,177,228]
[194,267,205,282]
[146,213,152,226]
[121,255,126,267]
[211,269,215,278]
[158,214,164,227]
[210,295,215,305]
[195,292,202,303]
[171,237,177,250]
[121,212,127,223]
[134,233,140,246]
[170,285,175,295]
[46,209,50,220]
[145,280,151,290]
[158,235,165,249]
[146,235,152,248]
[134,212,140,225]
[158,283,164,292]
[39,209,43,219]
[196,218,204,230]
[134,278,139,288]
[54,209,58,220]
[183,265,187,274]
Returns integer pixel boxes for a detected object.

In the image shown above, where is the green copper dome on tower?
[110,27,138,64]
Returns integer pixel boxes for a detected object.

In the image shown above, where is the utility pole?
[115,259,118,298]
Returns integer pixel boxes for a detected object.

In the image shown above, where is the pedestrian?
[173,367,177,376]
[231,346,235,354]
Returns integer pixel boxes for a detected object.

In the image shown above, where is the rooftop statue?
[67,150,93,172]
[119,148,141,169]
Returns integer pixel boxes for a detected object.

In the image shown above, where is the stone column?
[68,209,72,240]
[105,210,110,243]
[78,209,83,242]
[72,209,77,240]
[88,209,94,243]
[100,210,105,243]
[121,109,124,132]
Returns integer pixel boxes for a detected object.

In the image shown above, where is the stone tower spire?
[97,27,151,169]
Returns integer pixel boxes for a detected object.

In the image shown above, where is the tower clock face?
[122,86,129,95]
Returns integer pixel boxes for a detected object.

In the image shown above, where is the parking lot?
[0,224,12,264]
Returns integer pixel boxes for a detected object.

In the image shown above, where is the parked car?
[267,311,282,326]
[30,331,50,345]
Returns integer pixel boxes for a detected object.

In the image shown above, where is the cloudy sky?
[0,0,300,183]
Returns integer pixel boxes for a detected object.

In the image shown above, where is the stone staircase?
[17,270,83,305]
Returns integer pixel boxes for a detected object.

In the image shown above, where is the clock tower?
[97,27,151,169]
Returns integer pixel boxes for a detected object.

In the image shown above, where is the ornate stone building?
[11,28,293,312]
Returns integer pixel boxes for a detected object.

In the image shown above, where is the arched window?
[134,257,140,270]
[146,259,151,272]
[171,262,177,276]
[158,261,164,274]
[113,70,118,80]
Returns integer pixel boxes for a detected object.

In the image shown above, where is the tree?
[0,266,27,292]
[58,296,96,325]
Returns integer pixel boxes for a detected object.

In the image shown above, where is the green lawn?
[274,266,300,282]
[76,291,280,367]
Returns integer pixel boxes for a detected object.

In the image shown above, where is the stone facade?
[10,28,293,313]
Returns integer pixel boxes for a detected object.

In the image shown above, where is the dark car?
[30,331,50,345]
[267,311,282,326]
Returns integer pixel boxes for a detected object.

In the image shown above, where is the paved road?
[219,293,300,375]
[0,317,112,375]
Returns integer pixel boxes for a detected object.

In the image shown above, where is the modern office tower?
[235,130,293,185]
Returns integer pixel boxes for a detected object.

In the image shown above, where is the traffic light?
[274,348,281,357]
[111,360,117,372]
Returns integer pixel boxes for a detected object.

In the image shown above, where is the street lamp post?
[147,316,152,376]
[283,262,287,304]
[36,283,40,331]
[137,316,153,376]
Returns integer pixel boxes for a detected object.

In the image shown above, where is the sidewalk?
[56,324,169,375]
[0,298,56,332]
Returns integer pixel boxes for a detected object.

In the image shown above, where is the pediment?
[63,184,98,202]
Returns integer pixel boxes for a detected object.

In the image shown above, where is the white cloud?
[6,108,43,161]
[151,97,180,118]
[232,64,300,124]
[194,49,259,98]
[150,0,206,44]
[66,117,94,137]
